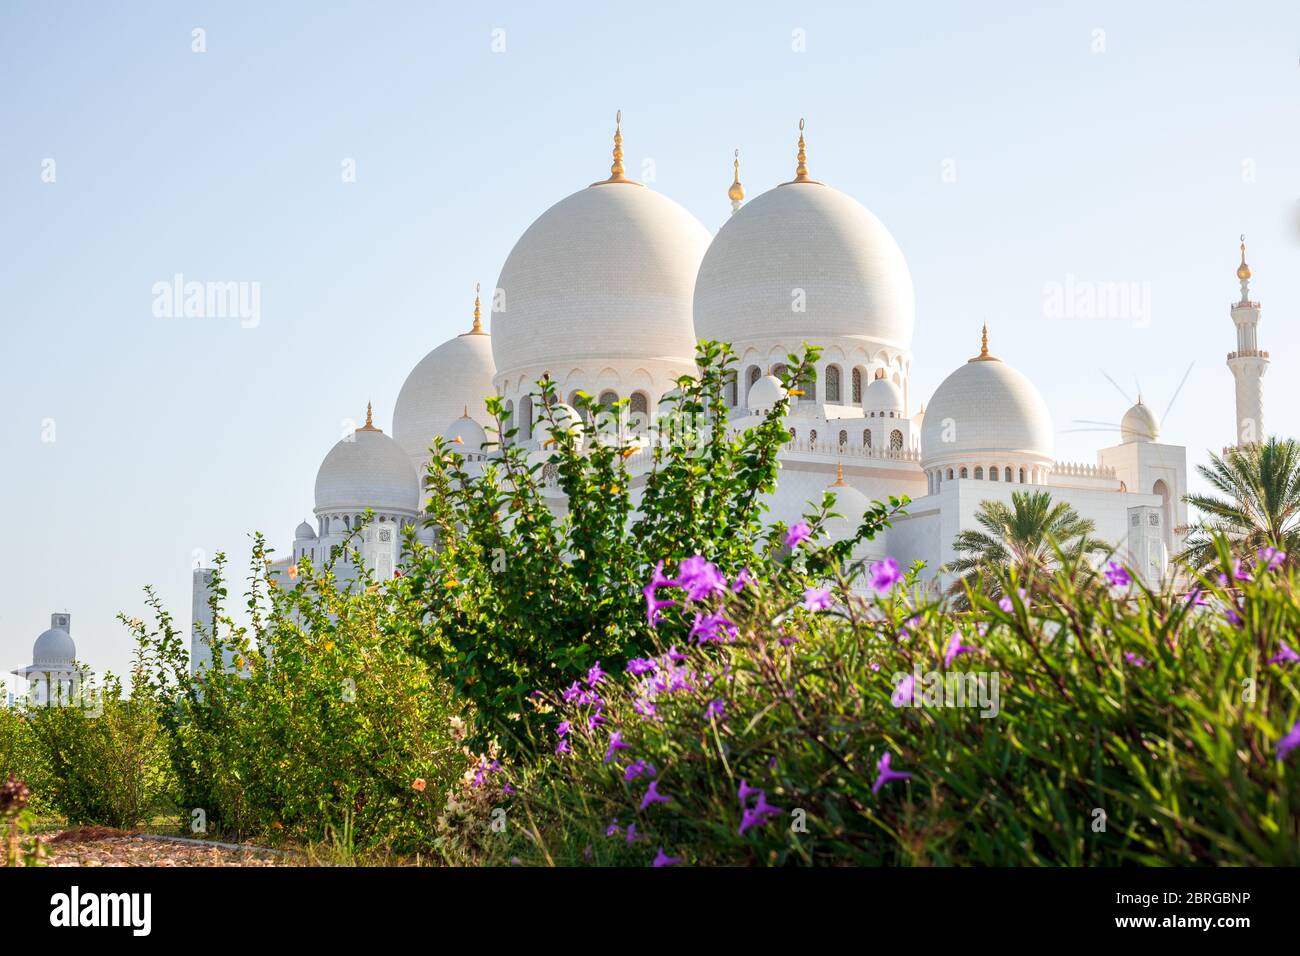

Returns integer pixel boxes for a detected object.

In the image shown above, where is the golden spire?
[782,118,820,185]
[590,110,640,186]
[469,282,485,334]
[728,149,745,203]
[358,401,381,432]
[830,461,848,486]
[1237,234,1251,281]
[969,323,1000,362]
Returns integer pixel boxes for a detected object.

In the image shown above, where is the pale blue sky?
[2,1,1297,677]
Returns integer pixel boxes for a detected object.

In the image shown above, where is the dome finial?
[969,322,1000,362]
[782,118,821,186]
[1237,233,1252,281]
[471,282,484,334]
[591,110,640,186]
[728,148,745,213]
[830,461,847,486]
[358,401,381,432]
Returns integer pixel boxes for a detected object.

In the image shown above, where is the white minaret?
[1227,237,1268,445]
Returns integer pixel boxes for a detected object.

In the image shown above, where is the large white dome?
[694,182,915,353]
[393,322,496,467]
[33,627,75,667]
[921,339,1054,470]
[491,182,711,379]
[1120,399,1159,443]
[314,418,420,515]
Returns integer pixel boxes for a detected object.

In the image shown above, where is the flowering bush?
[397,341,892,748]
[128,535,467,852]
[484,538,1300,866]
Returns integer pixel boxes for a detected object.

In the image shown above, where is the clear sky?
[2,1,1297,678]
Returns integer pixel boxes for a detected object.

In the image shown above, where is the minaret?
[1227,236,1268,445]
[728,149,745,216]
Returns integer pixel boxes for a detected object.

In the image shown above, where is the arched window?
[629,391,649,434]
[851,367,863,404]
[863,429,872,449]
[890,429,903,451]
[542,463,557,484]
[838,429,847,446]
[748,365,761,391]
[960,467,969,478]
[989,466,999,481]
[825,365,842,403]
[809,429,818,448]
[788,427,796,442]
[974,466,984,479]
[1019,467,1026,483]
[947,468,954,480]
[519,395,533,441]
[771,362,789,382]
[1004,467,1013,482]
[598,389,618,409]
[725,371,738,407]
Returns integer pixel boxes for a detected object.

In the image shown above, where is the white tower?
[1227,238,1268,445]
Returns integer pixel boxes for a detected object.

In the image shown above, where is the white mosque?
[190,115,1273,665]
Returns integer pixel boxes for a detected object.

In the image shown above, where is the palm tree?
[1181,437,1300,572]
[946,490,1108,601]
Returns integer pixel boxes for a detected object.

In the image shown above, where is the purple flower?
[639,779,672,810]
[555,721,571,738]
[1223,605,1243,627]
[732,567,755,592]
[802,586,833,611]
[666,645,687,663]
[588,709,607,732]
[738,791,783,836]
[737,779,761,805]
[690,611,738,643]
[997,595,1014,613]
[1268,641,1300,665]
[643,560,678,626]
[944,630,976,668]
[704,699,726,721]
[785,522,812,548]
[869,557,903,592]
[1259,546,1287,571]
[1104,561,1131,590]
[632,698,657,720]
[1218,559,1251,587]
[624,759,656,782]
[603,731,631,764]
[606,820,621,838]
[586,661,606,687]
[652,847,682,867]
[625,822,637,843]
[562,681,582,702]
[555,737,571,755]
[1124,651,1147,668]
[890,673,915,708]
[1185,587,1208,607]
[1277,719,1300,762]
[872,751,912,795]
[627,657,657,676]
[672,555,729,601]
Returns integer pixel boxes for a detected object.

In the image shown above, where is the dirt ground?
[37,827,293,867]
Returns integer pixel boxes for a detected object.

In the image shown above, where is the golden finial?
[358,401,381,432]
[1237,234,1251,281]
[728,149,745,203]
[591,110,640,187]
[970,322,1000,362]
[469,282,485,334]
[782,118,820,185]
[830,461,848,486]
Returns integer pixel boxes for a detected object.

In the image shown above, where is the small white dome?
[824,478,872,542]
[921,346,1054,470]
[695,182,915,354]
[393,329,496,467]
[1120,400,1160,443]
[33,627,76,667]
[315,424,420,515]
[864,376,904,412]
[747,374,787,409]
[492,182,710,379]
[294,520,317,540]
[443,415,488,452]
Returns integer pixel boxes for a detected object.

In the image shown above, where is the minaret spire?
[469,282,485,334]
[1227,235,1268,445]
[781,118,821,186]
[590,110,640,186]
[358,401,381,432]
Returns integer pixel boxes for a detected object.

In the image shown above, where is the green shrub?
[129,535,468,852]
[0,708,50,816]
[27,672,173,829]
